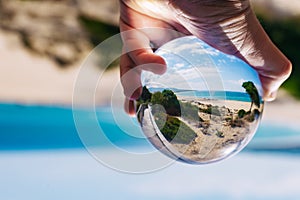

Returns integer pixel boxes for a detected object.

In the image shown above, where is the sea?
[0,102,299,153]
[1,102,300,200]
[148,88,254,102]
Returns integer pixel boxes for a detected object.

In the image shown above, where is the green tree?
[150,89,181,116]
[151,91,164,105]
[238,109,246,118]
[136,86,152,113]
[139,86,152,103]
[242,81,261,111]
[162,89,181,116]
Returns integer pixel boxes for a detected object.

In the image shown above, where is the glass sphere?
[136,36,264,164]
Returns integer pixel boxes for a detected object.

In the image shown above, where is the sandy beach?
[0,30,122,106]
[0,29,300,128]
[137,94,261,163]
[179,96,252,111]
[161,98,260,162]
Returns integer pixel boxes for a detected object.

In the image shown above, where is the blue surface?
[0,102,300,152]
[149,88,253,102]
[0,103,150,150]
[1,102,300,200]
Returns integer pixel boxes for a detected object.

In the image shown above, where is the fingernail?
[266,91,277,102]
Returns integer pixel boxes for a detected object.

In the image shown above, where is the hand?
[119,0,292,115]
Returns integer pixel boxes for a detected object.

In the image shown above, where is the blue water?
[148,88,254,102]
[0,102,299,152]
[177,90,253,102]
[0,103,149,150]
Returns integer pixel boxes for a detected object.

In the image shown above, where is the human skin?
[119,0,292,115]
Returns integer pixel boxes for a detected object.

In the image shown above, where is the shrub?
[238,109,246,118]
[153,113,197,144]
[230,119,244,128]
[180,101,200,122]
[199,105,221,116]
[151,89,181,116]
[216,131,225,138]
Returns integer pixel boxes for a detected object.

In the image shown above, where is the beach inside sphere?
[137,36,264,164]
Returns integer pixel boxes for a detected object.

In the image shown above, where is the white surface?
[1,149,300,200]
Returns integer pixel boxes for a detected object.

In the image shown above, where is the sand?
[138,97,261,163]
[0,29,300,129]
[179,96,252,111]
[0,30,122,107]
[174,99,259,162]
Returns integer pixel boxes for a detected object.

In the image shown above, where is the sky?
[142,36,262,94]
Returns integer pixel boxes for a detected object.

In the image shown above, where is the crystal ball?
[136,36,264,164]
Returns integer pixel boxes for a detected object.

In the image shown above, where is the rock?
[198,112,210,121]
[0,0,119,67]
[77,0,119,26]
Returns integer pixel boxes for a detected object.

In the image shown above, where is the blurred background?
[1,0,300,199]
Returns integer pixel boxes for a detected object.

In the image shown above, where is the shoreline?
[1,29,300,129]
[179,96,252,111]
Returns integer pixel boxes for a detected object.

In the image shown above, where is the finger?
[124,98,136,116]
[120,22,167,75]
[259,61,292,101]
[119,4,189,48]
[120,51,142,100]
[119,22,167,100]
[259,75,278,102]
[126,46,167,75]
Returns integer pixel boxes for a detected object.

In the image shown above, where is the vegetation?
[136,86,152,108]
[78,15,119,46]
[244,112,255,123]
[180,101,200,122]
[150,89,181,116]
[137,86,197,144]
[216,131,225,138]
[153,111,197,144]
[136,86,152,112]
[240,81,262,122]
[199,105,221,116]
[242,81,260,112]
[137,82,264,144]
[78,15,121,69]
[246,109,261,123]
[253,109,260,117]
[238,109,247,119]
[230,118,245,128]
[237,108,260,123]
[139,86,152,103]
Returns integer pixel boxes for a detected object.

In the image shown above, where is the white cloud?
[190,46,220,56]
[238,78,247,86]
[227,54,239,62]
[157,36,220,58]
[143,64,225,91]
[173,63,185,69]
[225,78,263,94]
[224,79,246,92]
[217,59,227,64]
[176,43,199,53]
